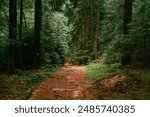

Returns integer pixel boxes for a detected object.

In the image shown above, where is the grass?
[0,67,62,100]
[85,62,121,82]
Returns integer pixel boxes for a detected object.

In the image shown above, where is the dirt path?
[30,65,95,100]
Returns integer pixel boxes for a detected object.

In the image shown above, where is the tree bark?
[124,0,132,35]
[33,0,42,68]
[8,0,17,73]
[86,0,93,57]
[95,0,100,59]
[19,0,23,68]
[121,0,133,67]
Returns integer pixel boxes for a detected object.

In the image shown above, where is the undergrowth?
[87,64,150,99]
[96,69,150,100]
[126,69,150,84]
[0,66,62,100]
[85,63,121,82]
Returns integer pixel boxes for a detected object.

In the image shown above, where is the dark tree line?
[3,0,68,73]
[7,0,42,73]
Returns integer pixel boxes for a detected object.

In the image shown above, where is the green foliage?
[129,0,150,67]
[49,0,66,11]
[42,10,71,65]
[101,0,150,67]
[0,0,149,71]
[68,49,90,65]
[19,72,47,87]
[14,28,34,69]
[101,0,124,64]
[85,63,121,82]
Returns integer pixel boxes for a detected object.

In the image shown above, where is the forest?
[0,0,150,100]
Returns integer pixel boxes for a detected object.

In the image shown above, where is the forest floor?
[29,63,131,100]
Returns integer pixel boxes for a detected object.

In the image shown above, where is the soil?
[100,75,127,89]
[30,64,95,100]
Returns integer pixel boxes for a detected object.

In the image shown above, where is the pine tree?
[121,0,133,66]
[8,0,17,73]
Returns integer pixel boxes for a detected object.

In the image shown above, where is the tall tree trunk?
[80,25,83,50]
[121,0,133,67]
[90,0,93,40]
[87,0,93,58]
[23,11,27,28]
[8,0,17,73]
[95,0,100,59]
[82,24,85,51]
[124,0,132,35]
[83,23,86,51]
[86,3,90,50]
[33,0,42,68]
[19,0,23,68]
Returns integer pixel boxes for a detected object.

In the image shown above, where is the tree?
[33,0,42,68]
[18,0,23,67]
[129,0,150,67]
[124,0,133,35]
[94,0,100,59]
[121,0,133,66]
[8,0,17,73]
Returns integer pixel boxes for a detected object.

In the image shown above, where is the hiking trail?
[30,64,95,100]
